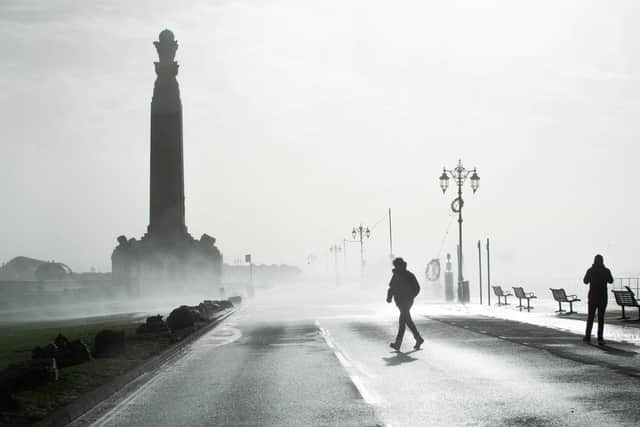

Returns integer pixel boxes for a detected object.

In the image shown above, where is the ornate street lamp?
[470,170,480,193]
[439,159,480,302]
[329,244,342,285]
[352,225,370,280]
[439,170,450,194]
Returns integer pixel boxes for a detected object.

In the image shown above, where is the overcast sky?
[2,0,640,286]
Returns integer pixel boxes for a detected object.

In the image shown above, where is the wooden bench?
[611,286,640,320]
[492,286,513,306]
[512,286,537,312]
[549,288,580,314]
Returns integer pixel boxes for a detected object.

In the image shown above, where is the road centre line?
[315,320,383,406]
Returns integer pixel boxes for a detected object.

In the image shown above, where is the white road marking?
[334,350,352,367]
[315,320,384,406]
[354,361,377,379]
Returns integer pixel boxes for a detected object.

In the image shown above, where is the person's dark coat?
[583,255,614,305]
[387,268,420,306]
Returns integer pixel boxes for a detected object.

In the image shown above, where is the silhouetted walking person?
[583,254,614,345]
[387,258,424,351]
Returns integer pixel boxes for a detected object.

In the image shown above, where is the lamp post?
[245,254,253,285]
[352,225,371,280]
[329,244,341,285]
[439,160,480,303]
[342,238,348,268]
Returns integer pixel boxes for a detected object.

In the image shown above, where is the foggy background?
[2,0,639,289]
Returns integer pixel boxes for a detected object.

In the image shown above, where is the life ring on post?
[451,197,464,213]
[425,259,441,281]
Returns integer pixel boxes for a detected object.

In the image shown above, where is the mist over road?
[72,284,640,426]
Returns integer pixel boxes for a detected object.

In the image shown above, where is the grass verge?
[0,312,204,426]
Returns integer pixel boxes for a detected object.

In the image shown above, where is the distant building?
[0,256,72,281]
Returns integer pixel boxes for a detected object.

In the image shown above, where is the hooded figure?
[583,254,614,344]
[387,258,424,350]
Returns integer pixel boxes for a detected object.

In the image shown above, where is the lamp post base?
[458,280,470,303]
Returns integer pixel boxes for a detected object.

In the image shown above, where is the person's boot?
[414,337,425,350]
[582,336,591,343]
[598,337,605,346]
[389,342,401,351]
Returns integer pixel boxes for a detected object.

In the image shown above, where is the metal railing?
[614,277,640,295]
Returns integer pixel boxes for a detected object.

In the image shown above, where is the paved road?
[71,285,640,426]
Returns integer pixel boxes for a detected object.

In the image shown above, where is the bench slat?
[612,290,639,307]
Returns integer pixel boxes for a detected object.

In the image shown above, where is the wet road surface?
[71,285,640,426]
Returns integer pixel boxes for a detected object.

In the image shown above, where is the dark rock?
[167,306,195,330]
[32,336,91,368]
[198,301,222,318]
[0,358,58,401]
[31,343,57,360]
[94,330,126,357]
[54,333,70,349]
[57,340,92,367]
[70,339,92,361]
[147,314,164,327]
[202,300,222,311]
[218,299,233,309]
[136,314,169,334]
[188,307,205,323]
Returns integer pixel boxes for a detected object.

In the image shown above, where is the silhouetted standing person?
[387,258,424,351]
[583,254,614,345]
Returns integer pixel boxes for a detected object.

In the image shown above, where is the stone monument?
[112,30,222,294]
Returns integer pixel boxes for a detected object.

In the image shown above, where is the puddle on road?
[198,326,242,348]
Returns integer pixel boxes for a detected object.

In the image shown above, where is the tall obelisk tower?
[112,30,223,294]
[147,29,188,239]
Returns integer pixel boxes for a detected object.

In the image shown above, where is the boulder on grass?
[197,301,222,319]
[202,300,222,312]
[57,340,92,367]
[71,339,92,361]
[31,343,57,360]
[32,335,91,367]
[55,334,92,367]
[0,358,58,402]
[167,306,195,330]
[136,315,169,334]
[218,299,233,309]
[54,333,70,349]
[93,330,126,357]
